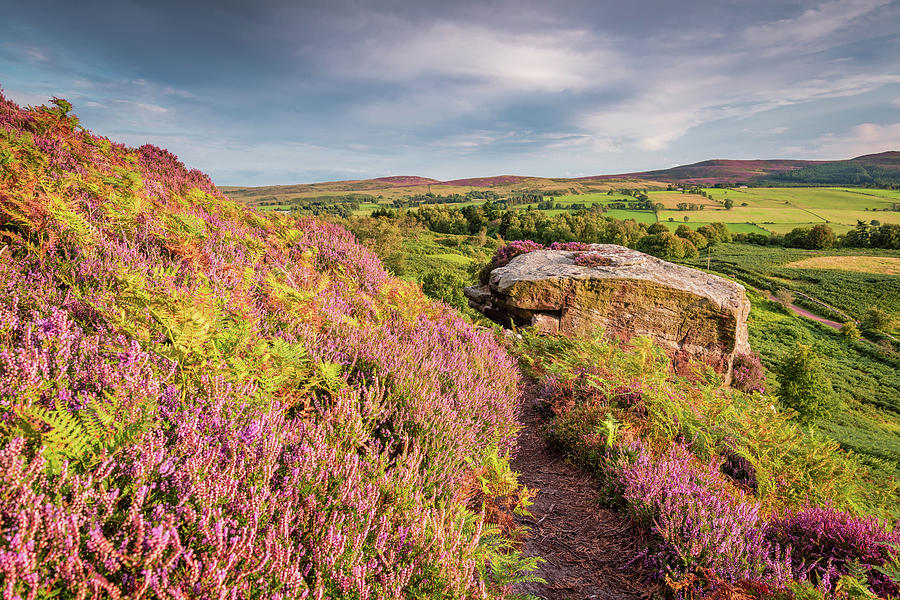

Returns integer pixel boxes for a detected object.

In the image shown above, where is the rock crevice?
[465,244,751,380]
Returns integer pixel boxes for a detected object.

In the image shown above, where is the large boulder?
[465,244,751,380]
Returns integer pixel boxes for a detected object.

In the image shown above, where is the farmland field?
[785,255,900,275]
[235,180,900,241]
[658,220,770,234]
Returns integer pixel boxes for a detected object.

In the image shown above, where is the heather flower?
[492,240,544,268]
[0,93,526,598]
[573,252,613,267]
[766,506,900,596]
[731,352,766,394]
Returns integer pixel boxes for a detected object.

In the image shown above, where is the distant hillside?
[371,175,441,185]
[760,152,900,186]
[590,158,825,185]
[223,152,900,204]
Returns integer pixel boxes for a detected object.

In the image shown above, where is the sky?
[1,0,899,185]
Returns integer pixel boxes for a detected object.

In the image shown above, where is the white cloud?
[2,89,52,106]
[133,102,169,115]
[332,21,624,94]
[810,122,900,157]
[742,0,890,50]
[578,53,900,153]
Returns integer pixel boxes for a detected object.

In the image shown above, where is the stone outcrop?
[465,244,751,379]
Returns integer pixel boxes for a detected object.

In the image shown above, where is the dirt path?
[768,293,842,329]
[510,388,662,600]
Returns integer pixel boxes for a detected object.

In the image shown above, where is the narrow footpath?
[767,293,842,329]
[510,387,662,600]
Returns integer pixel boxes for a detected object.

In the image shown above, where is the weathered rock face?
[465,245,751,380]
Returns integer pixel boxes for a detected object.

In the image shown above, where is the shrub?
[548,241,593,251]
[732,352,766,394]
[0,93,530,598]
[618,443,775,582]
[636,232,684,260]
[775,344,833,424]
[862,307,894,333]
[421,268,468,309]
[492,239,544,268]
[766,506,900,596]
[840,321,861,341]
[574,252,613,267]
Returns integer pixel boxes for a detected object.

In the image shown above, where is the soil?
[510,386,663,600]
[767,293,842,329]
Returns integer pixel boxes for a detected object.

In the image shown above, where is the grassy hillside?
[514,328,900,599]
[762,152,900,186]
[0,95,538,596]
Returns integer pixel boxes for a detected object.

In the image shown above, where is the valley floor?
[511,382,661,599]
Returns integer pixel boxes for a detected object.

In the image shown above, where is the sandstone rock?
[465,244,751,380]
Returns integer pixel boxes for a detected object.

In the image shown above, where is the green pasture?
[658,220,770,235]
[746,293,900,483]
[699,187,900,233]
[604,208,657,223]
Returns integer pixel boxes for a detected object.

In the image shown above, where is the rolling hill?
[222,152,900,206]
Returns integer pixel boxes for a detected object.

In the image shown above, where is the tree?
[862,307,894,333]
[636,232,683,260]
[647,222,669,235]
[784,227,812,248]
[697,222,731,244]
[840,321,861,341]
[843,221,871,248]
[776,344,832,423]
[872,224,900,249]
[805,224,835,249]
[724,197,734,210]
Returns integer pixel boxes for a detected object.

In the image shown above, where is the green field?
[257,185,900,241]
[672,245,900,487]
[658,220,770,234]
[702,187,900,234]
[745,293,900,484]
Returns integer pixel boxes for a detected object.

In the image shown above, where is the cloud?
[2,42,51,64]
[810,122,900,157]
[577,34,900,153]
[741,0,890,53]
[3,0,900,183]
[330,21,623,94]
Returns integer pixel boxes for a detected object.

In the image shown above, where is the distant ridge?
[581,151,900,185]
[441,175,532,187]
[372,175,440,186]
[583,158,825,185]
[222,151,900,204]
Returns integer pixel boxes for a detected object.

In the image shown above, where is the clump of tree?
[842,221,900,249]
[839,321,861,341]
[636,231,699,260]
[675,224,709,249]
[783,224,835,249]
[776,344,833,424]
[696,222,732,245]
[861,307,895,334]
